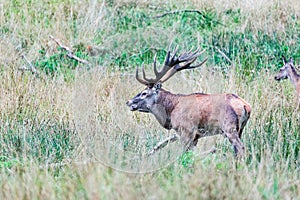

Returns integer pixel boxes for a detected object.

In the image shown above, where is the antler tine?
[179,51,193,61]
[164,50,171,65]
[136,65,149,85]
[141,64,148,81]
[159,49,207,83]
[142,58,168,83]
[189,49,205,61]
[135,48,207,86]
[180,48,195,59]
[165,47,178,66]
[141,47,181,85]
[146,49,178,83]
[178,48,202,62]
[158,69,177,83]
[171,47,178,60]
[135,50,176,86]
[176,57,198,70]
[160,57,198,83]
[187,57,208,69]
[153,54,159,76]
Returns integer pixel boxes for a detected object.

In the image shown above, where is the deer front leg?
[147,134,179,156]
[177,127,200,152]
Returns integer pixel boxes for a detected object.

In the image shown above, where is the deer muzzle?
[126,100,138,111]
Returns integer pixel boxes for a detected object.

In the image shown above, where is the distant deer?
[126,48,251,157]
[275,57,300,105]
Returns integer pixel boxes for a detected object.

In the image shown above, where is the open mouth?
[129,105,149,112]
[126,102,149,112]
[129,104,138,111]
[126,100,138,111]
[137,108,149,113]
[274,76,287,81]
[274,76,280,81]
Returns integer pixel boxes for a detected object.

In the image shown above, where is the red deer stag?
[126,48,251,157]
[275,57,300,105]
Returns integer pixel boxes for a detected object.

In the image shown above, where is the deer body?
[128,88,251,156]
[127,48,251,157]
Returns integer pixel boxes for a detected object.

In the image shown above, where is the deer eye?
[141,92,147,97]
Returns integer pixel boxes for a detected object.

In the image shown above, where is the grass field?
[0,0,300,199]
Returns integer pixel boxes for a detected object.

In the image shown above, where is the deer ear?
[289,58,293,63]
[154,82,162,91]
[282,56,287,64]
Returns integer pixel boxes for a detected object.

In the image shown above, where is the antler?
[160,49,207,83]
[136,48,207,87]
[136,47,178,86]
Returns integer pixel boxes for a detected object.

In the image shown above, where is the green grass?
[0,0,300,199]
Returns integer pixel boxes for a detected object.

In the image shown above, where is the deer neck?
[288,65,300,87]
[149,89,178,130]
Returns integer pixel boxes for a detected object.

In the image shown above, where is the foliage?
[35,44,89,81]
[0,120,79,167]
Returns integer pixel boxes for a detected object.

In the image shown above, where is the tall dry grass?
[0,66,298,199]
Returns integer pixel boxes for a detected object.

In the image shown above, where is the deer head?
[127,82,162,113]
[126,48,207,113]
[275,56,294,81]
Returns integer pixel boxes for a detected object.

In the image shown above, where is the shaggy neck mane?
[157,89,179,113]
[148,88,179,129]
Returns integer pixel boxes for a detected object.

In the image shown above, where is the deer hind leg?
[238,105,251,138]
[222,109,245,157]
[238,125,245,139]
[224,129,245,157]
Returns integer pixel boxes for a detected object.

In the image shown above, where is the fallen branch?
[39,159,96,170]
[49,35,89,65]
[147,134,179,156]
[19,54,38,74]
[154,9,224,26]
[214,46,235,68]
